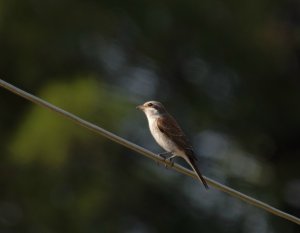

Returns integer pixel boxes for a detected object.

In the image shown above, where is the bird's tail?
[186,158,209,190]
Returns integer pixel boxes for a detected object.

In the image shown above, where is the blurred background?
[0,0,300,232]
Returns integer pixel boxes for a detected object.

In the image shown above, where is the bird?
[137,100,209,189]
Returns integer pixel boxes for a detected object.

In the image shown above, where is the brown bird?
[137,101,209,189]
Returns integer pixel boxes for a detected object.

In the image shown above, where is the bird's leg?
[158,152,176,168]
[157,152,171,167]
[164,154,177,168]
[158,151,172,159]
[155,152,171,166]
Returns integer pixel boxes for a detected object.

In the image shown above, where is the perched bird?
[137,101,209,189]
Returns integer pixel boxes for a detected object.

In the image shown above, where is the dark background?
[0,0,300,232]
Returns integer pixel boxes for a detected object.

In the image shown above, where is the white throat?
[143,108,160,119]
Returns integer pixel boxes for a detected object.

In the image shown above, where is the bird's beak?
[136,105,144,110]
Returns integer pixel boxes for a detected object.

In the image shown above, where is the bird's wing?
[157,115,208,189]
[156,115,196,159]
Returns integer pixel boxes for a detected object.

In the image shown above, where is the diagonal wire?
[0,78,299,225]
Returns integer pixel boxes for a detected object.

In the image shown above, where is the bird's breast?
[147,117,178,153]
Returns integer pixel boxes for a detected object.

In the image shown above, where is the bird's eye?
[147,103,153,107]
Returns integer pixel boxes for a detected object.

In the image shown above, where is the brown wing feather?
[157,115,208,189]
[156,115,196,160]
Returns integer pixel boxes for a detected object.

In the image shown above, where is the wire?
[1,78,299,225]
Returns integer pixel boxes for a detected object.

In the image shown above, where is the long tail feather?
[186,158,209,189]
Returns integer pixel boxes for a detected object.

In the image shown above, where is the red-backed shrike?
[137,101,208,189]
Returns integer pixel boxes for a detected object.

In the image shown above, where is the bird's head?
[136,101,167,117]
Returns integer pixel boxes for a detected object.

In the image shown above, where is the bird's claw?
[165,158,174,169]
[155,152,167,166]
[157,152,175,169]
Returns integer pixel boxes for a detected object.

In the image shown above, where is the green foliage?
[9,78,129,166]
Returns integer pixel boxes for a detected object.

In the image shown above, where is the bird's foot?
[157,152,170,167]
[164,154,176,169]
[157,152,176,168]
[155,152,170,166]
[165,158,174,168]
